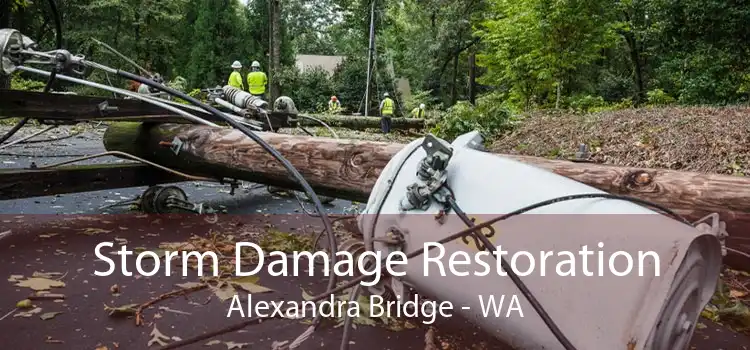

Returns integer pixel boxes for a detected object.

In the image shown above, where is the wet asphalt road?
[0,125,749,349]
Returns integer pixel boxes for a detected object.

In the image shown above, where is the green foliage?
[10,74,46,91]
[568,95,607,113]
[277,66,335,112]
[646,89,675,106]
[430,93,515,141]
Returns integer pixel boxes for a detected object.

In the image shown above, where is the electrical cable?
[335,192,690,349]
[167,192,690,350]
[0,125,57,150]
[114,71,340,329]
[32,151,219,182]
[15,66,220,127]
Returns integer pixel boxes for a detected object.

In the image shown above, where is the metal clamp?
[399,134,454,211]
[692,213,729,256]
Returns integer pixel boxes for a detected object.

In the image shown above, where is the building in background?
[295,55,345,76]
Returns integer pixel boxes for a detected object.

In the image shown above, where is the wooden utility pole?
[268,0,281,101]
[103,122,750,246]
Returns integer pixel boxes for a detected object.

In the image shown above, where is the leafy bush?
[11,74,46,91]
[568,94,607,113]
[646,89,676,106]
[430,93,516,141]
[277,66,334,113]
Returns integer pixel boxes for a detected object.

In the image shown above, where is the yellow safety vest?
[246,71,268,95]
[411,107,424,118]
[227,71,243,90]
[381,98,394,116]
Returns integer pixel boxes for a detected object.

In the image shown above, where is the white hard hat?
[383,92,389,97]
[420,103,425,109]
[231,61,242,69]
[251,61,260,68]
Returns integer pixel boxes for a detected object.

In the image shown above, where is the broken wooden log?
[300,114,434,131]
[103,122,750,268]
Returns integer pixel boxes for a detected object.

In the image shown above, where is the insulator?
[222,85,268,110]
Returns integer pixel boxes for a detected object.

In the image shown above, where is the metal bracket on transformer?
[692,213,729,256]
[399,134,454,212]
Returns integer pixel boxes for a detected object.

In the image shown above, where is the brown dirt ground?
[490,106,750,176]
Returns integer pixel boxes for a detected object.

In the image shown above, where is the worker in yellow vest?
[246,61,268,99]
[410,103,426,118]
[227,61,243,90]
[379,92,394,133]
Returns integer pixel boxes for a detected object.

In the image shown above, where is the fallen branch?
[135,283,207,326]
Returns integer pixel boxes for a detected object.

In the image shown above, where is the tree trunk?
[468,49,476,105]
[299,115,433,131]
[103,122,750,255]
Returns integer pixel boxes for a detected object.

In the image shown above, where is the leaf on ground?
[14,307,42,318]
[176,282,205,290]
[38,233,59,238]
[230,276,273,294]
[7,274,24,282]
[40,311,63,320]
[301,289,313,301]
[204,340,221,346]
[81,228,112,236]
[730,289,748,298]
[210,283,237,302]
[32,271,64,279]
[16,299,32,308]
[225,341,249,349]
[94,346,108,350]
[148,325,171,347]
[104,303,139,317]
[16,277,65,291]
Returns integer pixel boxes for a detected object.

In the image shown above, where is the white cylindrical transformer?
[358,131,722,350]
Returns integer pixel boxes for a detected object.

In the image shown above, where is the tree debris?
[40,312,63,320]
[15,277,66,291]
[148,325,171,347]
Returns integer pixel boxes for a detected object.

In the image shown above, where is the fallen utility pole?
[103,122,750,267]
[300,114,433,131]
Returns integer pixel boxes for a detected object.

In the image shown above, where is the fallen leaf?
[39,233,59,238]
[176,282,205,290]
[94,346,108,350]
[230,276,273,294]
[14,307,42,318]
[110,284,119,294]
[225,341,249,349]
[81,228,112,236]
[7,274,24,282]
[210,283,237,302]
[104,303,139,317]
[16,277,65,291]
[40,311,63,320]
[171,337,183,341]
[16,299,32,308]
[729,290,748,298]
[205,340,221,346]
[147,325,170,347]
[45,336,63,344]
[32,271,64,279]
